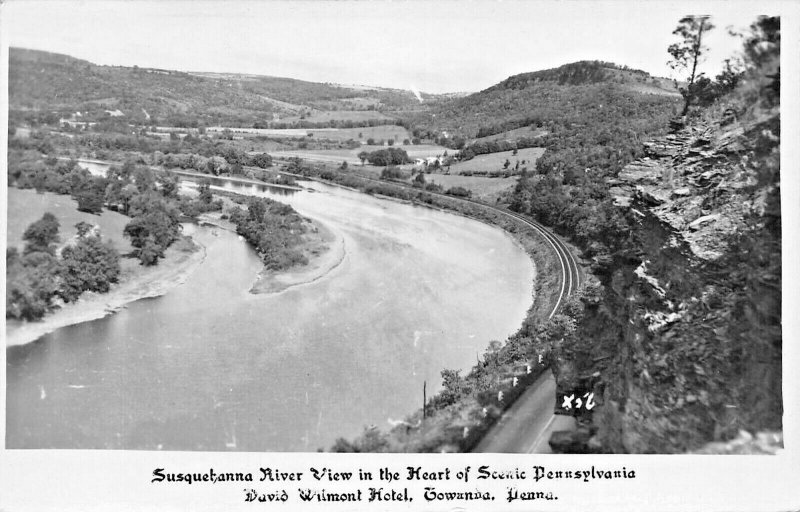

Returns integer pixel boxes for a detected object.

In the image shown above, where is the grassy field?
[7,188,134,253]
[271,142,448,166]
[279,110,394,124]
[209,124,410,143]
[424,175,519,203]
[448,147,545,175]
[315,125,410,142]
[471,126,547,143]
[271,148,366,165]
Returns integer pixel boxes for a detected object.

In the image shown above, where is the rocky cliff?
[553,100,782,453]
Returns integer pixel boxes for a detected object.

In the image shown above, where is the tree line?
[227,197,309,271]
[7,214,121,320]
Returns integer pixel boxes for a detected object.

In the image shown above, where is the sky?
[0,0,781,93]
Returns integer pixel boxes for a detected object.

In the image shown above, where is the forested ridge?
[8,47,428,128]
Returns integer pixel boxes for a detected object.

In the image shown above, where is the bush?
[380,166,409,181]
[249,153,273,169]
[445,186,472,198]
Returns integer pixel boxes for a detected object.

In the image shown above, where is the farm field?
[472,126,547,143]
[278,110,394,124]
[270,142,449,166]
[310,125,410,142]
[425,174,519,203]
[271,148,365,165]
[7,188,134,253]
[448,147,545,175]
[208,124,410,143]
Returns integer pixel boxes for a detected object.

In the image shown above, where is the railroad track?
[269,160,581,318]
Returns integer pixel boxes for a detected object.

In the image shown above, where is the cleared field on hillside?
[472,126,547,143]
[313,125,410,142]
[279,110,394,124]
[449,147,545,174]
[7,188,134,253]
[425,175,519,203]
[339,97,381,108]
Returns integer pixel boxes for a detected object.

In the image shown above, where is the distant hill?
[8,48,433,128]
[488,60,677,94]
[399,60,680,143]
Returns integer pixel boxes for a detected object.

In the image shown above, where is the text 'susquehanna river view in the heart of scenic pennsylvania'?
[4,3,782,458]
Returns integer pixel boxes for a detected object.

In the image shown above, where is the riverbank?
[251,217,345,294]
[5,236,206,347]
[197,210,344,295]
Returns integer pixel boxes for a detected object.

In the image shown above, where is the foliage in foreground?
[6,215,121,320]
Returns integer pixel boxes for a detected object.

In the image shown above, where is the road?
[473,371,577,453]
[468,207,581,453]
[271,160,584,452]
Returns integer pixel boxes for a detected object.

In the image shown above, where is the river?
[6,168,534,451]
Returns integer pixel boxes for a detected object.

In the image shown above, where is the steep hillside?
[8,48,427,128]
[550,34,781,452]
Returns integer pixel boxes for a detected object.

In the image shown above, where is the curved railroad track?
[273,161,582,318]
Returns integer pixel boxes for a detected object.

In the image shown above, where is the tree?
[6,249,62,320]
[668,15,715,116]
[75,221,94,238]
[206,155,228,176]
[158,172,181,199]
[358,151,368,166]
[59,234,121,302]
[365,148,411,166]
[124,196,182,265]
[75,187,105,214]
[249,153,273,169]
[23,213,60,255]
[198,179,214,204]
[439,369,467,406]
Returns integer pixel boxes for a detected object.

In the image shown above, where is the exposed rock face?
[551,107,782,454]
[610,119,769,261]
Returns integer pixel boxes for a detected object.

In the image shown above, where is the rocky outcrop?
[609,117,770,261]
[550,105,782,454]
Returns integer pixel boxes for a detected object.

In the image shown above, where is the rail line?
[270,160,582,317]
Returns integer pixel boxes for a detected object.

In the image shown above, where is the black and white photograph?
[0,0,797,510]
